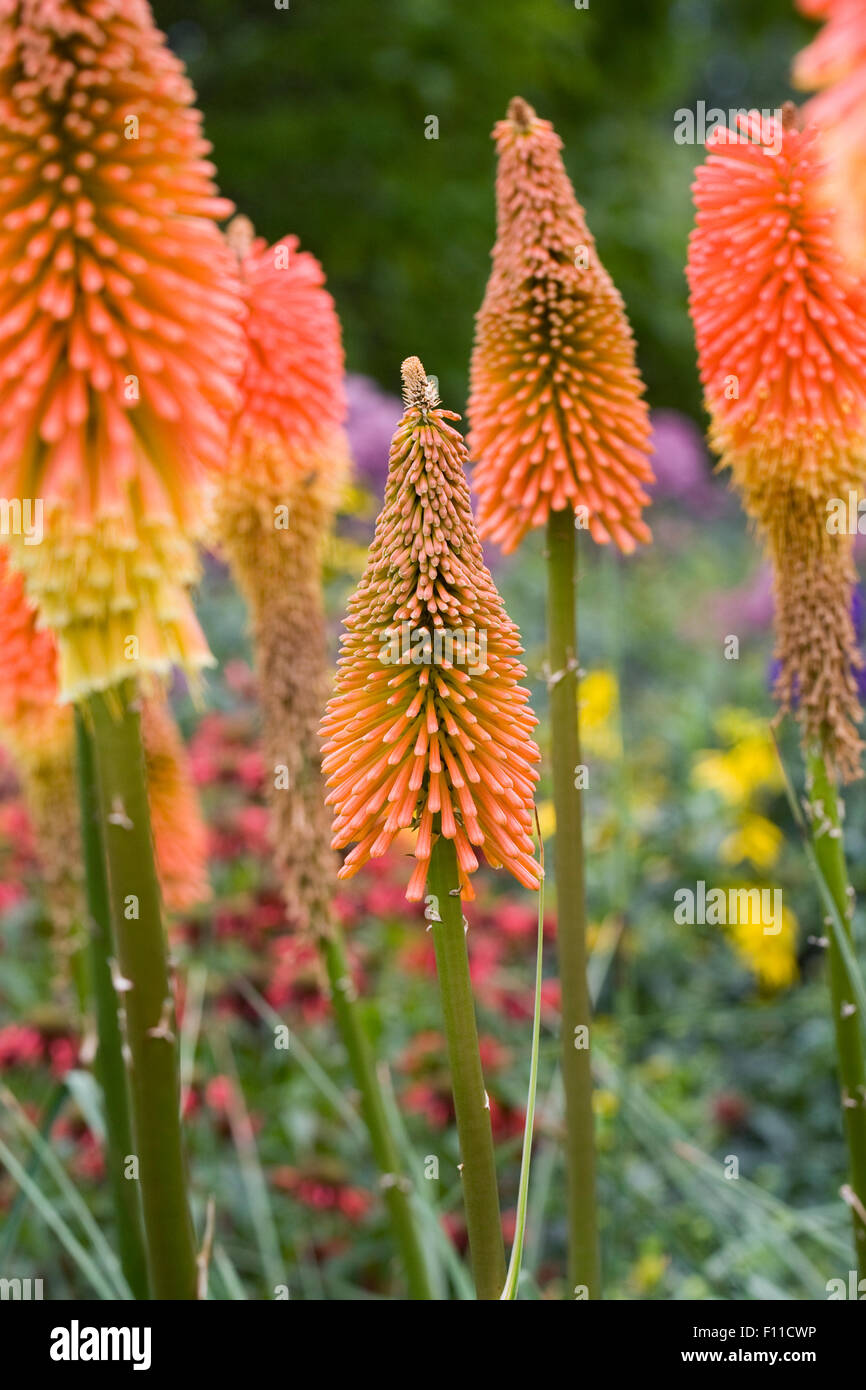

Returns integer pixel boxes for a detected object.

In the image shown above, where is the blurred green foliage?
[154,0,811,414]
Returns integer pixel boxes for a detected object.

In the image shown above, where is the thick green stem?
[84,681,197,1300]
[428,836,505,1299]
[320,924,433,1299]
[808,748,866,1277]
[546,507,600,1298]
[74,708,149,1300]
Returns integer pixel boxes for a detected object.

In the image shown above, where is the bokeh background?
[3,0,863,1301]
[153,0,810,413]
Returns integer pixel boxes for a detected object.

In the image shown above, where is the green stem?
[427,835,505,1299]
[808,747,866,1278]
[84,681,197,1300]
[319,922,433,1299]
[74,708,149,1300]
[545,507,600,1298]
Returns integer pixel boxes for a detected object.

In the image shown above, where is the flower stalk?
[546,508,600,1297]
[467,100,653,1290]
[427,835,506,1300]
[808,746,866,1276]
[319,926,433,1298]
[74,707,150,1301]
[322,355,541,1297]
[84,681,197,1301]
[687,107,866,1269]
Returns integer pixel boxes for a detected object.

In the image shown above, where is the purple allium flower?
[345,374,402,491]
[649,409,726,516]
[717,563,775,634]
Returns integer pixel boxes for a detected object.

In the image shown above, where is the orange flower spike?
[793,0,866,270]
[687,107,866,510]
[226,215,347,485]
[216,216,350,935]
[321,357,542,902]
[0,546,69,765]
[794,0,864,91]
[0,548,208,917]
[0,0,246,698]
[688,107,866,779]
[468,97,654,555]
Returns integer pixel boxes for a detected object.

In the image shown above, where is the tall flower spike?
[215,218,350,933]
[468,97,654,554]
[321,356,543,902]
[687,108,866,779]
[0,546,209,923]
[793,0,866,270]
[0,0,245,698]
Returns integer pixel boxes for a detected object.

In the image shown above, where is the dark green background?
[153,0,810,416]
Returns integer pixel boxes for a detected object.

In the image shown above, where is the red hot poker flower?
[468,97,654,555]
[216,217,350,934]
[321,357,542,901]
[687,108,866,512]
[225,216,348,493]
[688,108,866,779]
[793,0,866,269]
[0,0,245,697]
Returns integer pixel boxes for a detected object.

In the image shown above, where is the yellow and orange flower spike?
[321,357,542,902]
[216,217,350,933]
[794,0,866,270]
[687,107,866,779]
[0,546,209,921]
[468,97,654,554]
[0,0,245,699]
[140,696,210,915]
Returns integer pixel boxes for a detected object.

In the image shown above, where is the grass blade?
[0,1131,121,1300]
[0,1082,130,1298]
[501,823,546,1300]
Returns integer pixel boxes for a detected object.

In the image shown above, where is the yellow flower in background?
[579,669,622,760]
[720,814,783,871]
[728,899,798,993]
[693,711,794,990]
[592,1088,620,1120]
[640,1053,675,1083]
[692,708,782,807]
[535,799,557,841]
[630,1250,669,1293]
[692,750,748,806]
